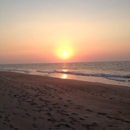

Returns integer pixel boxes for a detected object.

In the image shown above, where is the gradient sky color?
[0,0,130,64]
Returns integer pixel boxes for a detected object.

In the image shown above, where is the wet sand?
[0,71,130,130]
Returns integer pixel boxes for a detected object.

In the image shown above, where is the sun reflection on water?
[62,69,68,72]
[61,74,67,79]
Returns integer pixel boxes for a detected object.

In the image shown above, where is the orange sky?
[0,0,130,64]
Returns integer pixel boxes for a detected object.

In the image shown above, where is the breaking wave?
[54,70,130,82]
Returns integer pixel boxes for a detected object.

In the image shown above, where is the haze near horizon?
[0,0,130,64]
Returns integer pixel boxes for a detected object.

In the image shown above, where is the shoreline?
[0,71,130,130]
[1,70,130,87]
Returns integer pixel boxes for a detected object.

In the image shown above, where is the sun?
[56,48,72,60]
[55,43,74,60]
[62,51,68,58]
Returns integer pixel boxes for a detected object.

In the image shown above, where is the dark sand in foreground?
[0,71,130,130]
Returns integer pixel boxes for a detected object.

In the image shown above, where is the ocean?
[0,61,130,87]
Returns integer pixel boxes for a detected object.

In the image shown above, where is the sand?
[0,71,130,130]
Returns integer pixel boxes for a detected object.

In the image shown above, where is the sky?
[0,0,130,64]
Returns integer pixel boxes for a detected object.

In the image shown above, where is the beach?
[0,71,130,130]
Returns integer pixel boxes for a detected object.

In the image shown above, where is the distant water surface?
[0,61,130,87]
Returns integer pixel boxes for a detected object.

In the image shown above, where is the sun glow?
[61,74,67,79]
[56,44,74,60]
[62,51,68,58]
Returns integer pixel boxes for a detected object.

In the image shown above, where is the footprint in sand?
[86,109,93,112]
[5,116,10,122]
[82,124,90,129]
[10,124,14,128]
[32,124,38,128]
[97,112,107,116]
[56,124,73,129]
[71,113,78,115]
[59,119,65,122]
[14,128,19,130]
[79,118,85,120]
[47,118,56,123]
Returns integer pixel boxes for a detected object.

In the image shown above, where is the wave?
[36,69,130,81]
[0,68,30,74]
[36,70,52,74]
[54,70,130,82]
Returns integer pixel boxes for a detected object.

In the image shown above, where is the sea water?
[0,61,130,87]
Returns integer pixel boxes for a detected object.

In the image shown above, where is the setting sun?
[57,48,73,60]
[62,51,68,58]
[56,43,74,61]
